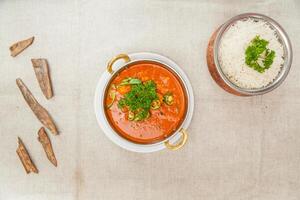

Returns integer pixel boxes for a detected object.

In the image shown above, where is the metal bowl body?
[207,13,293,96]
[94,52,194,153]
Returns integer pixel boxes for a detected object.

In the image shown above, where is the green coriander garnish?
[245,35,276,73]
[117,77,141,87]
[118,79,158,121]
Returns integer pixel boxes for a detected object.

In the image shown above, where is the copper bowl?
[207,13,293,96]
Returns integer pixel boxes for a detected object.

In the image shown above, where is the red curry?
[104,61,187,144]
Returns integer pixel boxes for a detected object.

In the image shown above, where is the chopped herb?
[263,49,276,68]
[118,77,141,87]
[118,79,158,121]
[245,35,276,73]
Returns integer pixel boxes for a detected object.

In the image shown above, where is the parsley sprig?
[245,36,276,73]
[118,79,158,121]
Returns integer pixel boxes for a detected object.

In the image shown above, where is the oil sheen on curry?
[104,61,187,144]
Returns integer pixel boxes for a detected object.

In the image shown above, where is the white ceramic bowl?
[94,52,194,153]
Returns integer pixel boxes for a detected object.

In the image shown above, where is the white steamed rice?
[218,18,284,89]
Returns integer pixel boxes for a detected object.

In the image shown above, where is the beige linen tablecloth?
[1,0,300,199]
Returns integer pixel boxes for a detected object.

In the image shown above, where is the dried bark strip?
[16,78,59,135]
[31,58,53,99]
[16,137,38,174]
[9,37,34,57]
[38,127,57,167]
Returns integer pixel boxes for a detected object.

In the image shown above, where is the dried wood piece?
[16,137,38,174]
[38,127,57,167]
[16,78,59,135]
[31,59,53,99]
[9,37,34,57]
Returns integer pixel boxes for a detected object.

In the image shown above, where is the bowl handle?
[107,54,131,74]
[164,128,188,150]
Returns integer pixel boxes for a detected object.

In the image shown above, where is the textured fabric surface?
[0,0,300,199]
